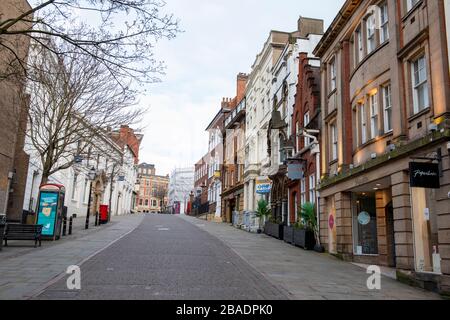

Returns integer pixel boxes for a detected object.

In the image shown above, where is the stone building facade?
[0,0,32,221]
[314,0,450,294]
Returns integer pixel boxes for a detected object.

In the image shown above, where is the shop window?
[353,193,378,255]
[411,187,441,274]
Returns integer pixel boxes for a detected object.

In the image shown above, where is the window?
[366,13,376,54]
[330,123,338,161]
[369,93,379,139]
[407,0,420,12]
[83,179,89,203]
[383,85,393,133]
[303,112,312,146]
[360,103,367,144]
[330,59,336,91]
[296,121,300,152]
[309,175,316,204]
[71,173,78,201]
[355,27,364,64]
[411,55,429,114]
[300,178,306,205]
[379,2,389,43]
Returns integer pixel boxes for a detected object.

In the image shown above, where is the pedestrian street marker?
[158,228,170,231]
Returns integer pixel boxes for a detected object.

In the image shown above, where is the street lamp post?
[85,167,97,230]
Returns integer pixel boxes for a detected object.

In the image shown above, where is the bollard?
[62,216,67,236]
[69,216,73,235]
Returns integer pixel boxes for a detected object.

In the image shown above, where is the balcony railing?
[225,98,246,127]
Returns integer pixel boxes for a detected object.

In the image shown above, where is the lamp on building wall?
[85,167,97,230]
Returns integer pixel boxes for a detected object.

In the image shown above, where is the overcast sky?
[134,0,346,176]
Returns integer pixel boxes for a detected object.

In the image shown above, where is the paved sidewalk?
[181,215,441,300]
[0,214,144,300]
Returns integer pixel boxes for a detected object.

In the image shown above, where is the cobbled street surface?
[1,214,441,300]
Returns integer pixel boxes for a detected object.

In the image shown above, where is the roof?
[313,0,361,57]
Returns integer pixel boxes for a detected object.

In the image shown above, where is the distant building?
[193,157,208,215]
[168,167,194,214]
[137,163,169,213]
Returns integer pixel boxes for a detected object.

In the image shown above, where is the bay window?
[379,2,389,43]
[369,93,379,139]
[383,84,392,133]
[360,103,367,145]
[366,13,376,54]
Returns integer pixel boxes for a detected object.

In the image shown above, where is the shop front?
[319,143,450,294]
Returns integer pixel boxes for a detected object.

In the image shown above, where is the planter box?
[293,228,316,250]
[283,226,295,244]
[264,221,284,240]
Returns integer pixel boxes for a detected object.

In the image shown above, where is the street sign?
[409,162,440,189]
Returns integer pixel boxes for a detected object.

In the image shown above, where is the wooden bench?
[3,224,43,248]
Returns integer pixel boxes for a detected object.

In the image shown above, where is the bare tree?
[25,40,145,185]
[154,183,168,211]
[0,0,180,84]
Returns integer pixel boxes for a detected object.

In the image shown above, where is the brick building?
[222,73,248,223]
[193,156,208,215]
[0,0,32,221]
[288,51,322,224]
[314,0,450,294]
[137,163,169,213]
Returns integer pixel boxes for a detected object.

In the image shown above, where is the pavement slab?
[180,215,441,300]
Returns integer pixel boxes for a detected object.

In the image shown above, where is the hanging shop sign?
[287,163,304,180]
[256,177,272,194]
[409,162,440,189]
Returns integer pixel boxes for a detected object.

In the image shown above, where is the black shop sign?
[409,162,440,189]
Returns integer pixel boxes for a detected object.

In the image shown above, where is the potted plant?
[255,199,270,234]
[293,202,317,250]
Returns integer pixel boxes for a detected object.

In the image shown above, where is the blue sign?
[256,178,272,194]
[37,192,59,236]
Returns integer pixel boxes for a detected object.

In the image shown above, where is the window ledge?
[402,0,424,23]
[408,107,431,122]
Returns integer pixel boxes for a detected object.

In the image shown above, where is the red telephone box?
[99,205,109,224]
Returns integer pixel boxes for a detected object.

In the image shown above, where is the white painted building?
[243,30,290,213]
[23,130,138,219]
[168,167,195,214]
